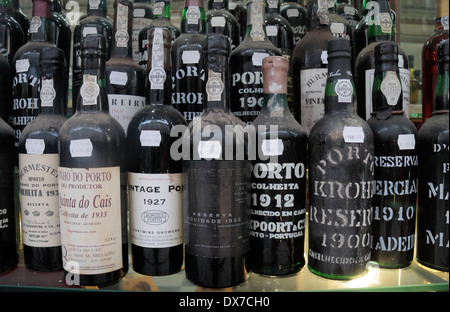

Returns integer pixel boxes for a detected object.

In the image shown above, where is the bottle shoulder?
[252,115,308,140]
[292,28,334,55]
[367,114,418,141]
[130,104,187,129]
[231,38,281,56]
[418,113,449,139]
[14,41,55,60]
[206,8,239,22]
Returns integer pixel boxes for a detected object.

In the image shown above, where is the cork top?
[262,56,289,94]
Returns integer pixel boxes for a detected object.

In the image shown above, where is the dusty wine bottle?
[183,33,251,288]
[131,0,153,64]
[58,34,128,286]
[106,0,146,133]
[416,41,449,272]
[230,0,282,125]
[206,0,240,50]
[248,56,308,275]
[367,42,418,268]
[128,27,187,276]
[291,0,334,133]
[279,0,308,46]
[308,38,374,280]
[18,46,66,272]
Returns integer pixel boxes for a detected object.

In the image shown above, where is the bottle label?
[70,139,93,158]
[381,71,402,106]
[40,79,56,107]
[186,6,201,24]
[211,16,226,27]
[58,166,123,275]
[80,74,100,106]
[205,70,224,101]
[378,13,392,33]
[184,160,251,258]
[397,134,416,150]
[198,141,222,159]
[153,1,164,15]
[115,3,129,48]
[149,28,166,90]
[15,59,30,73]
[109,71,128,86]
[140,130,162,147]
[300,68,328,133]
[343,126,365,143]
[107,94,146,133]
[29,16,41,34]
[335,79,353,103]
[89,0,100,10]
[25,139,45,155]
[250,0,265,41]
[261,139,284,156]
[129,173,183,248]
[442,15,449,30]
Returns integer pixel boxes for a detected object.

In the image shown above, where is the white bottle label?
[182,50,200,64]
[381,71,402,106]
[16,59,30,73]
[343,126,365,143]
[335,79,353,103]
[58,166,123,275]
[107,94,146,133]
[140,130,162,147]
[70,139,93,158]
[40,78,56,107]
[261,139,284,156]
[25,139,45,155]
[300,68,328,133]
[80,74,99,106]
[129,173,183,248]
[19,153,61,248]
[198,141,222,159]
[211,16,226,27]
[397,134,416,150]
[109,71,128,86]
[115,3,129,48]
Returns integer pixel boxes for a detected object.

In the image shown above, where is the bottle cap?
[262,56,288,94]
[40,46,66,74]
[81,34,106,58]
[375,41,399,63]
[327,38,351,60]
[205,33,230,56]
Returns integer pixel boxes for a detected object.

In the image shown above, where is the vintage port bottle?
[335,0,360,30]
[0,54,17,274]
[228,0,247,42]
[230,0,281,125]
[171,0,207,123]
[279,0,307,46]
[206,0,240,50]
[72,0,113,114]
[105,0,146,133]
[291,0,334,133]
[416,41,449,272]
[58,34,128,286]
[247,56,307,275]
[308,38,374,280]
[354,0,409,120]
[18,46,66,272]
[128,27,186,276]
[11,0,57,154]
[138,0,180,68]
[183,33,251,288]
[131,0,153,64]
[422,0,449,125]
[367,42,418,268]
[0,0,25,68]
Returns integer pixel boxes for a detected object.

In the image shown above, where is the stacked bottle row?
[0,0,448,289]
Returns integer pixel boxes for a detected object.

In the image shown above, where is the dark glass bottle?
[308,38,374,280]
[248,56,307,275]
[265,0,294,111]
[228,0,247,43]
[11,0,56,155]
[58,34,127,286]
[291,0,334,134]
[206,0,240,50]
[335,0,359,30]
[367,42,418,269]
[280,0,308,46]
[0,54,11,122]
[183,33,251,288]
[18,46,66,272]
[72,0,113,114]
[0,53,17,275]
[131,0,153,64]
[354,0,409,120]
[138,0,180,68]
[171,0,207,123]
[128,27,186,276]
[105,0,146,133]
[49,0,71,117]
[230,0,281,125]
[422,0,449,125]
[0,0,25,68]
[416,41,449,272]
[12,0,28,41]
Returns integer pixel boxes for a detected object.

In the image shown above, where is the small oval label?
[141,210,169,225]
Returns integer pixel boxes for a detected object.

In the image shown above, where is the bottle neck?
[153,0,171,19]
[204,55,230,112]
[244,0,269,41]
[372,60,403,113]
[77,57,107,113]
[111,1,132,58]
[87,0,108,17]
[51,0,62,13]
[433,62,449,112]
[209,0,228,10]
[39,76,64,116]
[147,28,172,105]
[307,0,331,30]
[324,53,356,114]
[181,0,207,33]
[261,57,290,116]
[366,0,395,43]
[29,0,52,42]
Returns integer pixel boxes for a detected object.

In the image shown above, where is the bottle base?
[308,265,368,280]
[416,259,449,272]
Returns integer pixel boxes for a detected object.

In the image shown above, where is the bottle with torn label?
[417,41,449,272]
[354,0,409,121]
[367,41,418,269]
[183,33,251,288]
[72,0,113,115]
[206,0,240,50]
[131,0,153,64]
[105,0,146,134]
[138,0,180,68]
[58,34,128,286]
[247,56,308,276]
[291,0,334,134]
[127,27,187,276]
[230,0,282,126]
[171,0,207,123]
[18,46,66,272]
[308,38,374,280]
